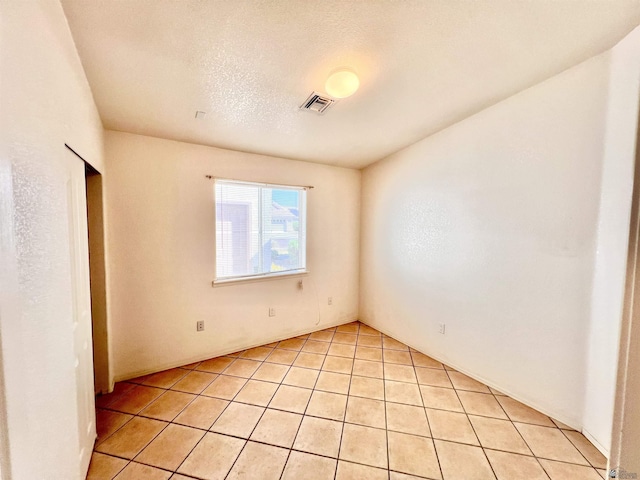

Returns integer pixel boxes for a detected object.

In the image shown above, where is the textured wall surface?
[360,51,612,436]
[104,131,361,381]
[0,1,104,478]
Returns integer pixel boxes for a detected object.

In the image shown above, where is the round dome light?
[325,69,360,99]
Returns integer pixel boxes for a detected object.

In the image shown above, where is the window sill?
[212,270,309,287]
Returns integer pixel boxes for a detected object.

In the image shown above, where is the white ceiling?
[62,0,640,169]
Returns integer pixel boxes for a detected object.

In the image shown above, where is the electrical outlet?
[328,297,333,305]
[269,307,276,317]
[439,323,446,335]
[197,321,205,332]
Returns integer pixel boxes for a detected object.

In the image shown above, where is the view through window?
[215,179,307,281]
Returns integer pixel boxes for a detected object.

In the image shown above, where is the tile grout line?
[443,367,500,480]
[278,326,335,480]
[218,333,316,479]
[332,323,358,480]
[411,348,444,480]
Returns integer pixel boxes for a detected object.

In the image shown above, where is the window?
[214,178,307,283]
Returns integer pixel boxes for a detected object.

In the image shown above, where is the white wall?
[0,0,104,478]
[360,48,620,435]
[104,131,360,381]
[583,27,640,455]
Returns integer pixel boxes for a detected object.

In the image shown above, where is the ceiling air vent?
[300,92,335,114]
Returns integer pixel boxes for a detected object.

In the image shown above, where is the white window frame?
[213,178,308,285]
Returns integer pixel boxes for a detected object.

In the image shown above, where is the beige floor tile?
[251,362,289,383]
[490,387,507,397]
[114,462,171,480]
[552,418,576,430]
[293,352,326,370]
[420,385,464,412]
[383,337,410,351]
[142,368,189,389]
[333,333,358,345]
[384,350,413,365]
[385,380,423,406]
[336,461,388,480]
[355,346,383,361]
[171,474,196,480]
[385,364,417,383]
[468,415,531,454]
[96,409,133,445]
[177,432,245,480]
[349,376,384,400]
[139,391,196,422]
[315,371,351,394]
[390,472,434,480]
[496,396,555,427]
[447,371,491,393]
[201,375,247,400]
[250,408,303,448]
[328,343,356,358]
[197,356,234,373]
[322,355,354,374]
[484,450,549,480]
[108,385,165,414]
[281,451,336,480]
[222,359,262,378]
[95,382,137,408]
[359,324,382,336]
[514,423,589,465]
[563,430,607,469]
[386,402,431,437]
[345,396,386,428]
[210,402,265,438]
[269,385,312,414]
[352,359,384,379]
[173,396,228,429]
[426,408,479,445]
[171,371,217,394]
[283,366,320,389]
[234,379,278,407]
[411,352,444,369]
[293,416,343,457]
[357,335,383,348]
[457,391,508,419]
[181,361,201,369]
[226,441,289,480]
[306,391,348,421]
[539,459,603,480]
[339,423,388,469]
[337,322,359,334]
[388,431,441,479]
[309,330,335,342]
[240,346,274,361]
[135,424,204,471]
[265,349,298,365]
[278,338,306,351]
[415,368,453,388]
[96,417,167,459]
[435,440,496,480]
[86,452,128,480]
[302,340,331,354]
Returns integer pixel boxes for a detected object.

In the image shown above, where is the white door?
[65,153,96,478]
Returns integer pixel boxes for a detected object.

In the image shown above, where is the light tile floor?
[88,321,608,480]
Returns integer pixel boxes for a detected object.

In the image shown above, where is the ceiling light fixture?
[325,68,360,99]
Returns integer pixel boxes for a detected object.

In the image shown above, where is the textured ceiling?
[62,0,640,169]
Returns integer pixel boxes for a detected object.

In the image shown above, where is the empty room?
[2,1,640,479]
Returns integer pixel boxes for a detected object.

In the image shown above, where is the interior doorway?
[84,161,110,394]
